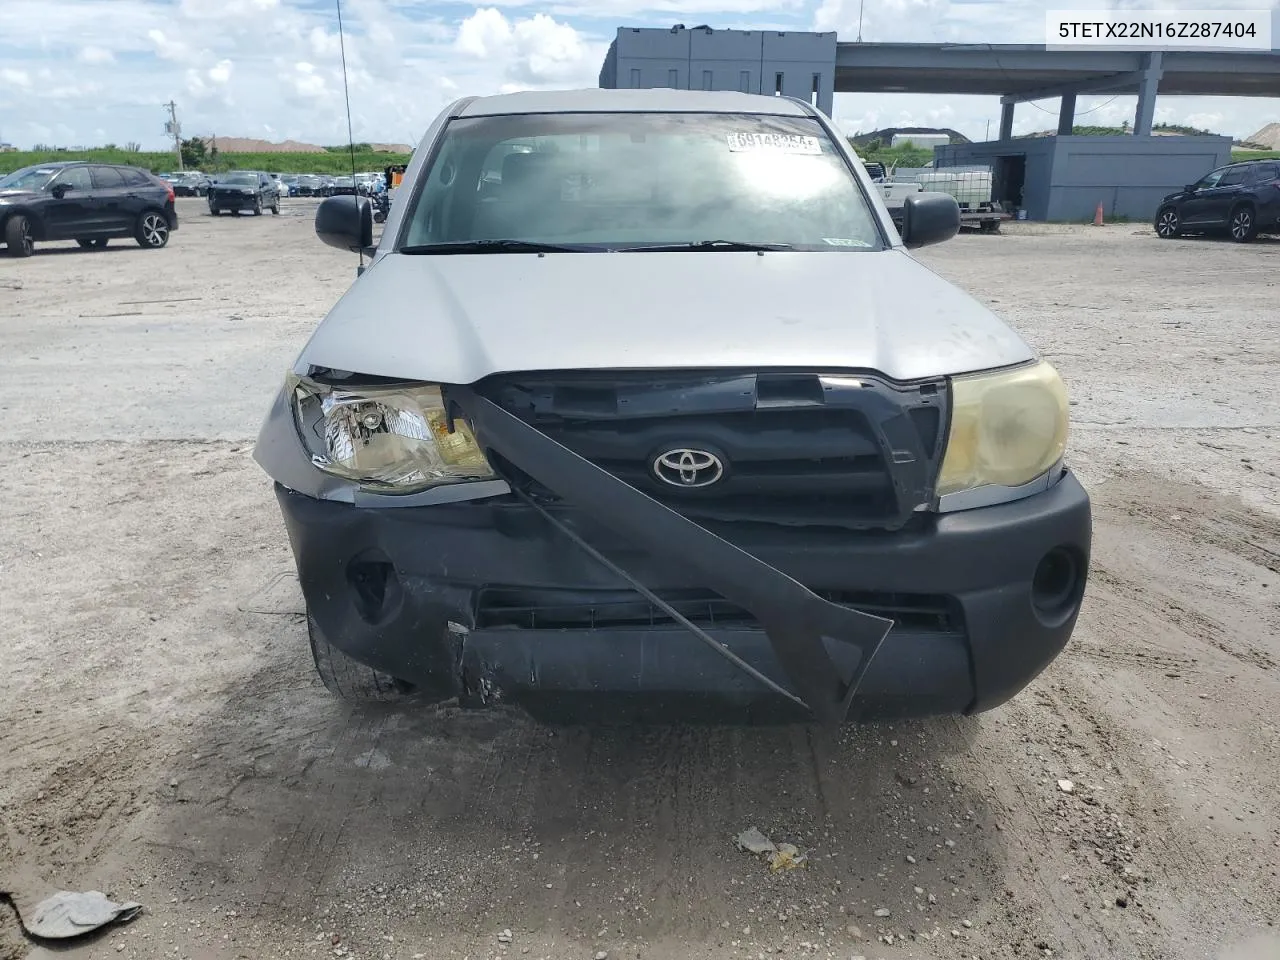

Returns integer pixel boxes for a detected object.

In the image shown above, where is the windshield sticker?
[822,237,871,247]
[726,133,822,155]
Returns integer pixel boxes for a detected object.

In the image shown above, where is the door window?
[51,166,93,191]
[91,166,127,188]
[120,168,150,186]
[1194,169,1225,189]
[1217,166,1249,187]
[1255,163,1279,182]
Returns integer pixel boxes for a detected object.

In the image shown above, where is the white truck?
[860,161,922,229]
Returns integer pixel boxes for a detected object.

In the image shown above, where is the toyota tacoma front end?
[254,88,1090,725]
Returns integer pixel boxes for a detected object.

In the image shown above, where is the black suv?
[1155,158,1280,242]
[208,171,280,216]
[0,161,178,258]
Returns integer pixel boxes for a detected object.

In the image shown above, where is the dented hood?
[295,249,1033,382]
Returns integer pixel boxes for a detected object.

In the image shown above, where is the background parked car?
[208,170,280,216]
[168,172,211,197]
[0,160,178,257]
[328,175,356,196]
[291,175,328,197]
[1155,158,1280,242]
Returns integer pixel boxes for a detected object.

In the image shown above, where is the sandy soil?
[1,202,1277,960]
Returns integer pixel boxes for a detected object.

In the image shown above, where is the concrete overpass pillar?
[1057,93,1076,136]
[999,101,1014,140]
[1134,52,1163,135]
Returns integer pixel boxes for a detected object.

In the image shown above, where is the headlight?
[936,360,1069,497]
[290,375,495,493]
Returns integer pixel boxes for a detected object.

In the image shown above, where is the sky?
[0,0,1275,151]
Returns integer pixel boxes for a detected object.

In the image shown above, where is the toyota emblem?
[653,448,725,488]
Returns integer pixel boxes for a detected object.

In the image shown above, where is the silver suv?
[254,89,1090,725]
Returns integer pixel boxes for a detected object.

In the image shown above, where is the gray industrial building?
[599,26,835,116]
[937,135,1232,221]
[599,28,1280,221]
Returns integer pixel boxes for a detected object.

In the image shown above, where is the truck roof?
[456,88,817,118]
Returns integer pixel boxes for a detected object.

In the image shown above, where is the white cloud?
[208,59,234,85]
[456,8,600,86]
[289,61,329,99]
[147,28,193,62]
[0,67,32,89]
[308,26,341,58]
[77,45,116,65]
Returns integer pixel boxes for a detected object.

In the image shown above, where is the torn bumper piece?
[449,385,893,725]
[276,465,1090,723]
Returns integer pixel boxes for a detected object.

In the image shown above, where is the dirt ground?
[1,201,1277,960]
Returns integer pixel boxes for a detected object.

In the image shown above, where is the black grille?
[477,370,947,530]
[475,586,961,634]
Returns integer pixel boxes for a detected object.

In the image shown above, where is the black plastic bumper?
[210,195,258,210]
[277,474,1090,721]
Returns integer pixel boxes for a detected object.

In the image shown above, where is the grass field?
[1232,149,1280,161]
[0,149,412,177]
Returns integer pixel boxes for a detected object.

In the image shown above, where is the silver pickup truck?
[254,88,1090,726]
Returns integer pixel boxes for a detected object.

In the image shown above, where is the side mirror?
[1184,183,1198,192]
[50,183,71,199]
[900,192,961,249]
[316,195,374,254]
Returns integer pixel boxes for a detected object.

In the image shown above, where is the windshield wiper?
[399,239,596,255]
[614,240,794,252]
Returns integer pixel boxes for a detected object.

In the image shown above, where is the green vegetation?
[1153,122,1217,137]
[1020,122,1220,139]
[0,145,411,177]
[849,138,933,168]
[1232,149,1280,162]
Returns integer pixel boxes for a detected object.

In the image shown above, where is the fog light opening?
[1032,547,1081,622]
[347,555,402,625]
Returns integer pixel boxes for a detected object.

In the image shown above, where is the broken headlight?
[936,360,1069,499]
[289,375,495,492]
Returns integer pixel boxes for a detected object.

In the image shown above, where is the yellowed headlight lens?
[936,360,1069,497]
[290,376,494,492]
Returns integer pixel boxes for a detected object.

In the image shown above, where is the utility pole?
[164,101,183,171]
[856,0,866,41]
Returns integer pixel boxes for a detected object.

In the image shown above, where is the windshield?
[220,172,257,185]
[0,165,60,191]
[398,112,883,252]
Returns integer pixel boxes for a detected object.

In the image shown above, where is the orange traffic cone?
[1093,202,1104,226]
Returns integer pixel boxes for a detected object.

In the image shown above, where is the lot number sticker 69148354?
[726,133,823,154]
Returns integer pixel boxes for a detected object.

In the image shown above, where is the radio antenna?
[335,0,363,270]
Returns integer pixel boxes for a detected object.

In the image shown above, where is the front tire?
[1228,204,1257,243]
[135,211,170,249]
[253,196,263,216]
[271,197,280,215]
[4,214,35,257]
[307,613,414,703]
[1155,205,1181,239]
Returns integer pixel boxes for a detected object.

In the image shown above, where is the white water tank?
[915,169,993,205]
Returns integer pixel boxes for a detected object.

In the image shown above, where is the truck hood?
[294,248,1035,383]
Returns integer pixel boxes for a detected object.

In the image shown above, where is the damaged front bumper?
[275,469,1090,723]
